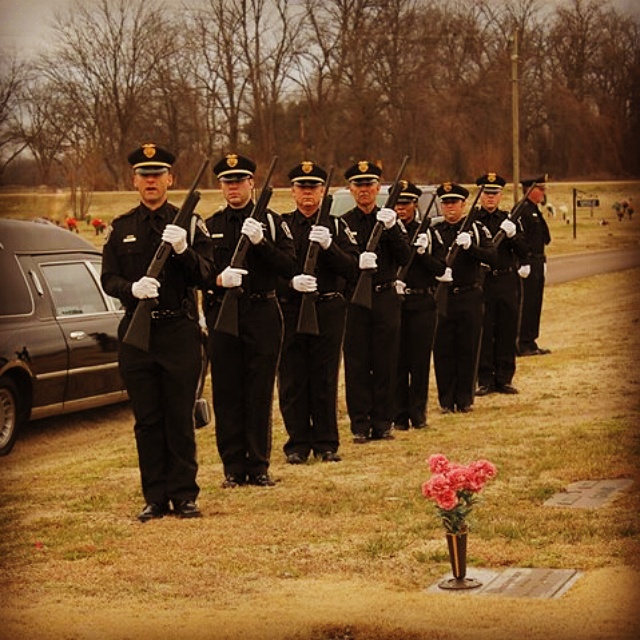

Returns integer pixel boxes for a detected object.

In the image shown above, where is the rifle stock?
[434,184,485,317]
[214,156,278,337]
[296,167,335,335]
[122,158,210,352]
[492,182,537,248]
[351,155,410,309]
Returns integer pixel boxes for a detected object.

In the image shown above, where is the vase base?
[438,577,483,590]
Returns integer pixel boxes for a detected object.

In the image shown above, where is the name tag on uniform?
[123,235,137,243]
[210,233,224,238]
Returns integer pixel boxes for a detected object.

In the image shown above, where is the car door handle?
[69,331,87,341]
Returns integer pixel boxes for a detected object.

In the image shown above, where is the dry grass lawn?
[0,183,639,639]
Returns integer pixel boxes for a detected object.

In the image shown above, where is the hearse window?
[41,262,108,316]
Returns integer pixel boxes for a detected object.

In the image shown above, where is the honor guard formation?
[102,144,551,521]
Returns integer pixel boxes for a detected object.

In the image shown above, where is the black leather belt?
[451,284,480,295]
[489,268,513,276]
[374,282,394,293]
[247,290,276,301]
[318,292,343,301]
[405,287,434,296]
[150,309,185,320]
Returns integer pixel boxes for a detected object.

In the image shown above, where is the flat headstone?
[544,478,633,508]
[478,568,581,599]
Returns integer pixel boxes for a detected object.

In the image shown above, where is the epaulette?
[110,207,138,224]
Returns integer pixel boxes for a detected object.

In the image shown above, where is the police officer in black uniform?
[474,173,530,395]
[341,160,411,442]
[277,161,358,464]
[203,154,296,488]
[431,182,496,413]
[101,143,213,521]
[517,175,551,356]
[393,182,443,430]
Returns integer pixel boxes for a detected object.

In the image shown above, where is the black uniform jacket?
[518,199,551,261]
[474,207,529,270]
[101,201,213,313]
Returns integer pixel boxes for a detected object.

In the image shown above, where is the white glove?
[220,266,247,288]
[414,233,429,255]
[242,217,264,245]
[131,276,160,299]
[518,264,531,278]
[309,225,332,250]
[435,267,453,283]
[455,231,472,250]
[162,223,188,254]
[376,207,397,229]
[359,251,378,270]
[291,274,317,293]
[500,219,517,238]
[395,280,406,295]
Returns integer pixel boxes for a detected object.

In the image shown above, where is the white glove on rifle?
[455,231,472,250]
[499,219,517,238]
[161,223,188,254]
[435,267,453,283]
[292,274,317,293]
[131,276,160,299]
[414,233,429,255]
[359,251,378,270]
[395,280,406,295]
[242,217,264,245]
[309,225,332,250]
[376,207,397,229]
[518,264,531,279]
[220,266,247,288]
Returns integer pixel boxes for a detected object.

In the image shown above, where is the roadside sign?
[576,198,599,208]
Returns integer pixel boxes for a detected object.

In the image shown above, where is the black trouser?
[278,295,346,458]
[207,296,282,479]
[343,287,402,437]
[118,315,201,506]
[433,286,483,411]
[478,272,519,388]
[518,260,545,350]
[395,294,437,427]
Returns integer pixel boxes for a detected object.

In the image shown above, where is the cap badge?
[443,182,452,192]
[301,161,313,174]
[488,172,496,183]
[358,161,369,173]
[142,144,156,159]
[226,154,238,168]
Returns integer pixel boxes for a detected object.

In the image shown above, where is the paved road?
[547,248,640,285]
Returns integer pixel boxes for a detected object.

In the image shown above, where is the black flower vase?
[438,531,482,590]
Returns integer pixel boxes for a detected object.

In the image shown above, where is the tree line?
[1,0,638,206]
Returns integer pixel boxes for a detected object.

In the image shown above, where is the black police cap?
[396,180,422,203]
[128,144,175,174]
[288,161,327,186]
[213,154,256,181]
[521,174,548,190]
[344,160,382,184]
[476,172,506,193]
[436,182,469,200]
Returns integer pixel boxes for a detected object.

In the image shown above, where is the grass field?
[0,185,639,638]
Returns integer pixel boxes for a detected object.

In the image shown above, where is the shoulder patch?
[397,220,407,234]
[342,222,358,245]
[281,219,293,240]
[196,218,210,237]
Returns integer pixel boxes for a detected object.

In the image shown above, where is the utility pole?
[511,28,520,205]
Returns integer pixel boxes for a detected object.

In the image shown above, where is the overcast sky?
[1,0,639,55]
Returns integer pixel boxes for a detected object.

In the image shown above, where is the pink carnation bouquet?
[421,453,497,534]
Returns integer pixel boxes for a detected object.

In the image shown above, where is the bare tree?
[0,53,28,183]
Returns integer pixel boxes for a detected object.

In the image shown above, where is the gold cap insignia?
[301,161,313,174]
[226,154,238,168]
[358,161,369,173]
[488,172,496,183]
[142,144,156,159]
[400,180,408,190]
[443,182,452,192]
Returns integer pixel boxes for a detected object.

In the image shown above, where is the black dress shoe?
[248,473,276,487]
[221,473,245,489]
[496,383,519,394]
[393,422,409,431]
[475,385,494,396]
[286,453,307,465]
[173,500,202,519]
[137,503,169,522]
[441,406,454,414]
[353,433,369,444]
[319,451,342,462]
[371,429,394,440]
[412,422,427,429]
[457,405,473,413]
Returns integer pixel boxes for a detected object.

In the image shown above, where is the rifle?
[296,167,335,336]
[350,154,410,309]
[492,182,537,248]
[433,184,485,317]
[122,157,210,352]
[213,155,278,337]
[396,193,437,284]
